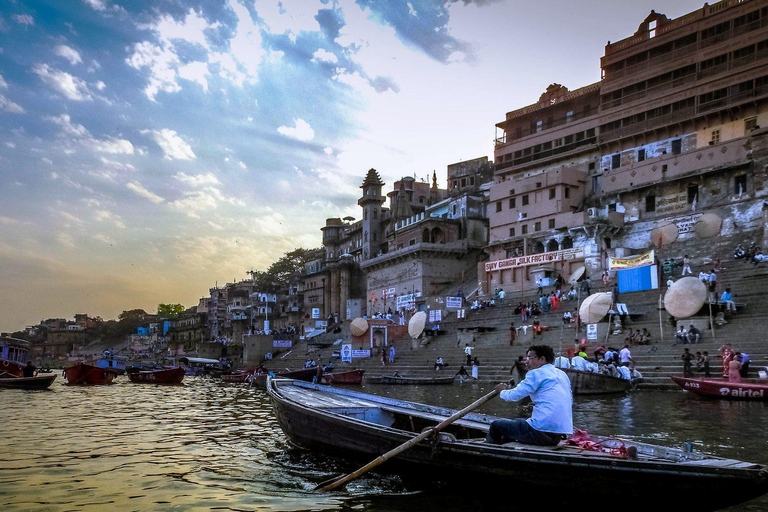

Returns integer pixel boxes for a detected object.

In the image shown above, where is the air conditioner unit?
[587,207,598,218]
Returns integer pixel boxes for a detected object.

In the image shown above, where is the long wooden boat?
[671,376,768,400]
[267,378,768,510]
[252,366,322,388]
[64,363,118,385]
[561,368,633,395]
[0,336,32,378]
[128,367,185,385]
[222,370,251,383]
[320,369,365,385]
[379,374,455,385]
[0,374,57,389]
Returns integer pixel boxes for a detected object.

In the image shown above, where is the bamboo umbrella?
[664,277,707,319]
[349,318,369,337]
[408,311,427,339]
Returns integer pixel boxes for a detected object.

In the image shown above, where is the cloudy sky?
[0,0,705,331]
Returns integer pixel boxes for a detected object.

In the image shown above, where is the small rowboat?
[378,374,455,385]
[64,363,118,385]
[267,378,768,510]
[0,374,57,389]
[671,376,768,400]
[252,366,322,388]
[222,371,251,383]
[128,367,185,385]
[561,368,633,395]
[320,369,365,385]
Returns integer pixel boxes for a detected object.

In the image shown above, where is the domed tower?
[358,168,385,261]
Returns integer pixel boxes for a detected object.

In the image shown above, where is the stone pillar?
[340,266,349,321]
[330,269,340,319]
[322,276,330,319]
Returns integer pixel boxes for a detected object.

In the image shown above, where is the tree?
[266,248,320,285]
[157,303,185,318]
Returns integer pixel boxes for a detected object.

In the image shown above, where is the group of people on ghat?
[674,324,703,345]
[717,343,754,382]
[734,241,766,265]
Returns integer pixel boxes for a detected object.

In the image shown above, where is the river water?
[3,376,768,511]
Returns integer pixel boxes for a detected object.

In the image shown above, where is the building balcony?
[595,138,749,196]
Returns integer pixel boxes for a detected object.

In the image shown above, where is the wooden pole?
[658,294,664,344]
[316,389,500,492]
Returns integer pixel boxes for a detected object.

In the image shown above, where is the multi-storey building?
[485,0,768,294]
[595,0,768,256]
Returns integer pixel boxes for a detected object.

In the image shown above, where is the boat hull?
[0,374,57,389]
[267,379,768,511]
[320,369,365,385]
[562,368,632,395]
[671,376,768,400]
[128,367,185,385]
[64,363,117,385]
[379,375,455,385]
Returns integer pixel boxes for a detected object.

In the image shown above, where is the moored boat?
[64,363,118,385]
[128,367,185,385]
[671,375,768,400]
[0,336,32,378]
[252,366,321,388]
[378,374,455,385]
[267,378,768,510]
[320,369,365,385]
[561,368,633,395]
[0,374,57,389]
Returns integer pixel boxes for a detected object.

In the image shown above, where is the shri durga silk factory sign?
[485,248,585,272]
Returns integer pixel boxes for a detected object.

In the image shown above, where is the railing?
[494,137,597,172]
[604,14,766,80]
[494,109,596,146]
[601,74,696,109]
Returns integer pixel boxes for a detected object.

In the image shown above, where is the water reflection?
[2,378,767,511]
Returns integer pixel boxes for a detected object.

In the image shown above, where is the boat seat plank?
[683,459,761,468]
[280,386,379,409]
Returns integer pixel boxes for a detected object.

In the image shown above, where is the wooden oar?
[315,388,500,492]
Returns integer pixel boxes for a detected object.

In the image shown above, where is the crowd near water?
[3,377,768,511]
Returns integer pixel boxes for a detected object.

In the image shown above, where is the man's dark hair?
[528,345,555,363]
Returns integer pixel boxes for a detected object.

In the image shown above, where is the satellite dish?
[408,311,427,339]
[578,292,612,324]
[664,277,707,319]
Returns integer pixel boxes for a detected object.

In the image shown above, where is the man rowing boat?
[485,344,573,446]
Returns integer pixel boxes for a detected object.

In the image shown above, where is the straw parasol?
[650,222,679,248]
[664,277,707,319]
[568,265,586,285]
[408,311,427,339]
[578,292,612,324]
[694,213,722,238]
[349,318,369,337]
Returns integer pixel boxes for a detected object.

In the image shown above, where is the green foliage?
[265,248,320,286]
[157,303,185,318]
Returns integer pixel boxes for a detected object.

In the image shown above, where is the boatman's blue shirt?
[499,363,573,435]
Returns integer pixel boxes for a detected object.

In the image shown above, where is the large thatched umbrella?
[349,318,369,337]
[650,222,679,248]
[408,311,427,339]
[694,213,722,238]
[579,292,612,324]
[664,277,707,319]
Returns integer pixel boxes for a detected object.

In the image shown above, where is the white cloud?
[277,118,314,141]
[144,128,196,160]
[54,45,83,65]
[32,64,92,101]
[256,0,322,36]
[178,60,209,91]
[222,0,264,82]
[94,234,116,245]
[126,41,181,100]
[0,95,25,113]
[57,233,75,247]
[6,142,15,148]
[238,161,247,169]
[95,80,106,90]
[312,49,338,64]
[126,181,164,203]
[46,114,134,154]
[174,172,219,186]
[83,0,107,11]
[0,74,7,89]
[408,3,418,16]
[93,209,126,228]
[324,146,333,155]
[13,14,34,26]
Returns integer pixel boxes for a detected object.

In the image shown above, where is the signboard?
[586,324,598,340]
[351,349,370,359]
[311,308,320,319]
[655,192,688,214]
[429,310,442,323]
[446,296,463,308]
[273,339,292,348]
[485,248,584,272]
[609,250,654,270]
[673,213,702,234]
[397,294,415,308]
[341,344,352,363]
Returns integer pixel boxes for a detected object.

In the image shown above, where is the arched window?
[547,239,559,252]
[561,236,574,249]
[533,241,545,254]
[422,229,430,243]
